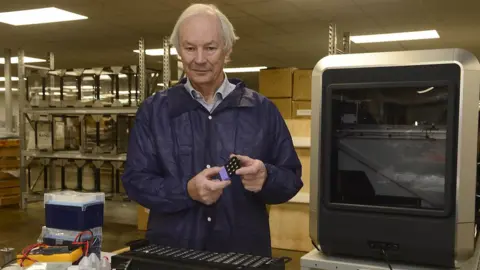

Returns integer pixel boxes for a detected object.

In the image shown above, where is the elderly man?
[122,3,303,257]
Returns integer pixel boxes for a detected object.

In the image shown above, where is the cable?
[73,230,94,256]
[381,248,393,270]
[311,240,321,252]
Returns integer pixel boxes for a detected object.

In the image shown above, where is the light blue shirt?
[185,74,236,112]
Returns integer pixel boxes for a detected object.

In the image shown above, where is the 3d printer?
[309,48,480,268]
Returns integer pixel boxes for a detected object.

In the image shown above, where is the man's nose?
[194,49,206,64]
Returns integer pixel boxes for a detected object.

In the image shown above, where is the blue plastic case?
[44,191,105,231]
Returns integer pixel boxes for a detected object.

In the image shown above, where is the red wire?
[73,230,94,256]
[19,243,47,267]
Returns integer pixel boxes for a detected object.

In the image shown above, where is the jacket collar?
[168,77,255,118]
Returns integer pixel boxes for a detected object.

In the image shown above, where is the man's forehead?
[181,13,220,30]
[179,14,223,44]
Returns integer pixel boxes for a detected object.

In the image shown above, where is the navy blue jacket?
[122,78,303,257]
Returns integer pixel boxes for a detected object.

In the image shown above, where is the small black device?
[111,239,291,270]
[219,156,241,181]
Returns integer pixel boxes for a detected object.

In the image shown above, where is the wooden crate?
[0,195,20,206]
[0,139,20,170]
[0,172,20,207]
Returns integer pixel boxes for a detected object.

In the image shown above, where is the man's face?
[178,14,230,87]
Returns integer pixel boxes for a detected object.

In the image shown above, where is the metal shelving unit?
[13,36,177,209]
[328,22,351,55]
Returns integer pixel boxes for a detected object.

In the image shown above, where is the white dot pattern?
[226,157,241,176]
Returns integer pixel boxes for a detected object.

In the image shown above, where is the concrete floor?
[0,200,306,270]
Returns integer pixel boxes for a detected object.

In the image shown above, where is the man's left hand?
[231,154,267,193]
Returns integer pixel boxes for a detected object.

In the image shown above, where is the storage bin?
[44,191,105,231]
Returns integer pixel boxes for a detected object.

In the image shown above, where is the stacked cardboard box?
[259,68,312,119]
[269,119,312,252]
[137,205,150,231]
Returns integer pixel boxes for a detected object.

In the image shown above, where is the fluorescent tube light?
[224,66,267,73]
[0,77,19,81]
[0,57,46,64]
[0,88,18,91]
[0,7,87,26]
[133,48,178,56]
[351,30,439,43]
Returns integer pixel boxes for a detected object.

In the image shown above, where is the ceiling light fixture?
[133,48,178,56]
[0,7,88,26]
[350,30,439,43]
[0,57,46,64]
[0,77,19,81]
[224,66,267,73]
[0,88,18,92]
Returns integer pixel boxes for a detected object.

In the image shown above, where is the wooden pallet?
[0,138,19,148]
[0,172,20,207]
[0,195,20,207]
[0,141,20,170]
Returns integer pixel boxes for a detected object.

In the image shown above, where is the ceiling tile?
[283,0,357,12]
[275,19,332,35]
[354,42,405,53]
[229,16,285,37]
[232,0,300,15]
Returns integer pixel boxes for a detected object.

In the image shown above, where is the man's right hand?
[187,167,231,205]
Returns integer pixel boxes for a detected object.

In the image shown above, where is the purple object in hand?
[219,167,230,181]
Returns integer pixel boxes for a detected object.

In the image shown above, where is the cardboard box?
[270,98,292,119]
[137,205,150,231]
[259,68,296,98]
[293,69,313,101]
[285,119,311,138]
[292,101,312,119]
[269,202,310,252]
[296,148,310,193]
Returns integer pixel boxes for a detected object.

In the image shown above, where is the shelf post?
[343,32,351,54]
[4,49,13,133]
[328,23,336,55]
[18,49,27,209]
[163,36,171,90]
[138,37,146,103]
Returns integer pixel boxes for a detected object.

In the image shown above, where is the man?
[122,3,303,257]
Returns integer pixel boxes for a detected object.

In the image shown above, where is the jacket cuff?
[257,163,276,197]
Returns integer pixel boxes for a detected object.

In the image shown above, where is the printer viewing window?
[322,81,458,216]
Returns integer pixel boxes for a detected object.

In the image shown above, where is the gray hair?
[169,4,239,53]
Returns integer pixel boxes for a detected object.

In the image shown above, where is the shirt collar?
[185,73,230,100]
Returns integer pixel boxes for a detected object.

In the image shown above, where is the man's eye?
[186,47,194,51]
[207,47,216,51]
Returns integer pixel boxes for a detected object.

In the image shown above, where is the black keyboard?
[111,241,291,270]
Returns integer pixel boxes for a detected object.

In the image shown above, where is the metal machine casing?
[309,48,480,267]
